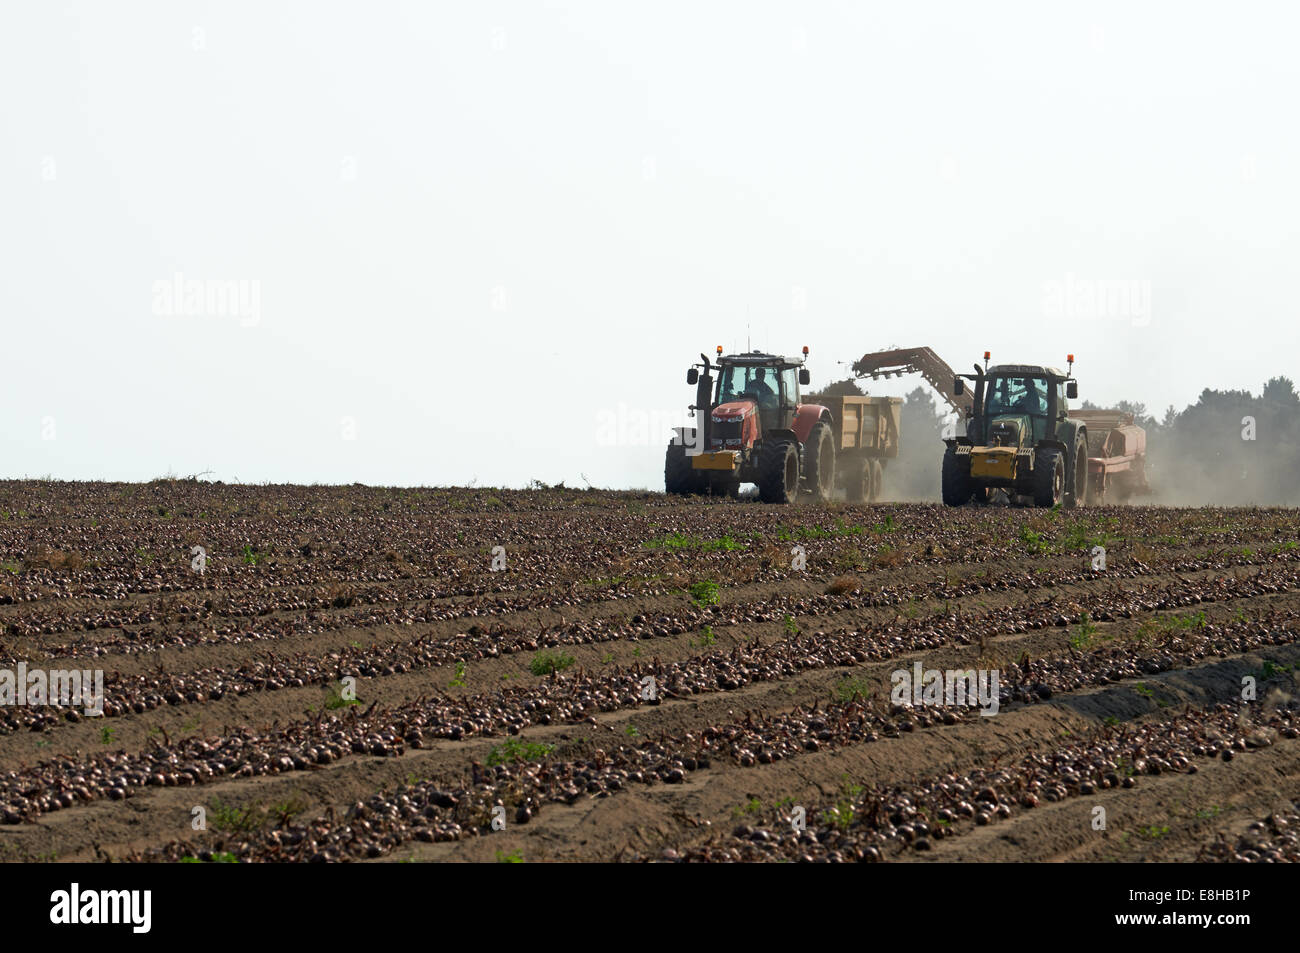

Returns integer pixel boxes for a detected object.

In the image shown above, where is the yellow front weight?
[970,448,1017,480]
[691,451,741,471]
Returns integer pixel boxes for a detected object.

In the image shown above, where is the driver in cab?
[743,366,780,421]
[745,369,779,412]
[1012,380,1046,415]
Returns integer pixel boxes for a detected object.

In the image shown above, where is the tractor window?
[718,366,779,409]
[780,368,798,407]
[717,366,748,402]
[985,377,1048,417]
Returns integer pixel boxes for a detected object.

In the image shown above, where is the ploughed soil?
[0,479,1297,863]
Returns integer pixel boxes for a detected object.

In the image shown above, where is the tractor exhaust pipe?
[696,353,714,451]
[971,364,986,444]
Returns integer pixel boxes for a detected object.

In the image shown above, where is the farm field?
[1,480,1299,863]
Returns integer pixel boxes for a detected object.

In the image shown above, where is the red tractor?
[665,347,837,503]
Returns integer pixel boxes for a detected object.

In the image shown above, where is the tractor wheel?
[800,422,836,502]
[869,460,885,502]
[664,441,704,495]
[941,449,973,506]
[1032,449,1064,507]
[844,455,869,503]
[757,440,800,504]
[1065,437,1089,508]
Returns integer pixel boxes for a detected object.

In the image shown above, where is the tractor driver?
[745,369,779,410]
[1012,379,1046,415]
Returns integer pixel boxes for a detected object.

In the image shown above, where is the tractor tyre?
[1065,436,1089,508]
[800,422,836,502]
[1033,449,1065,507]
[869,460,885,502]
[941,449,973,506]
[844,454,869,503]
[757,440,800,504]
[664,441,705,495]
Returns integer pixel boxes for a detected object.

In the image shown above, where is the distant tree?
[1078,398,1158,432]
[1154,381,1300,504]
[1262,376,1300,408]
[1114,400,1158,432]
[818,378,867,397]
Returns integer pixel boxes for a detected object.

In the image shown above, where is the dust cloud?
[830,377,1300,507]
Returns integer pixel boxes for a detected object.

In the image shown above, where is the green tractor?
[941,353,1090,508]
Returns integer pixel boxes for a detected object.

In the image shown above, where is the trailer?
[1067,409,1149,503]
[805,393,902,501]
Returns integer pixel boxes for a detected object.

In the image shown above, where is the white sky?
[3,1,1297,488]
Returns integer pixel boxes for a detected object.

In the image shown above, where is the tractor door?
[778,368,799,430]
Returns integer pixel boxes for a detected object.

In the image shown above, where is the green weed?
[487,738,555,766]
[689,580,720,606]
[529,649,575,676]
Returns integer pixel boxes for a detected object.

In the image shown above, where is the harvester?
[1068,409,1150,503]
[852,346,1149,506]
[665,347,900,503]
[852,346,973,417]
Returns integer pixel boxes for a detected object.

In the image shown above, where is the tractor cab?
[981,372,1064,445]
[957,362,1076,447]
[712,352,807,433]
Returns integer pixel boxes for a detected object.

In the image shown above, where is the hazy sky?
[3,1,1297,489]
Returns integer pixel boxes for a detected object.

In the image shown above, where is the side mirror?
[799,368,810,385]
[1066,381,1078,399]
[687,368,698,385]
[953,378,965,396]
